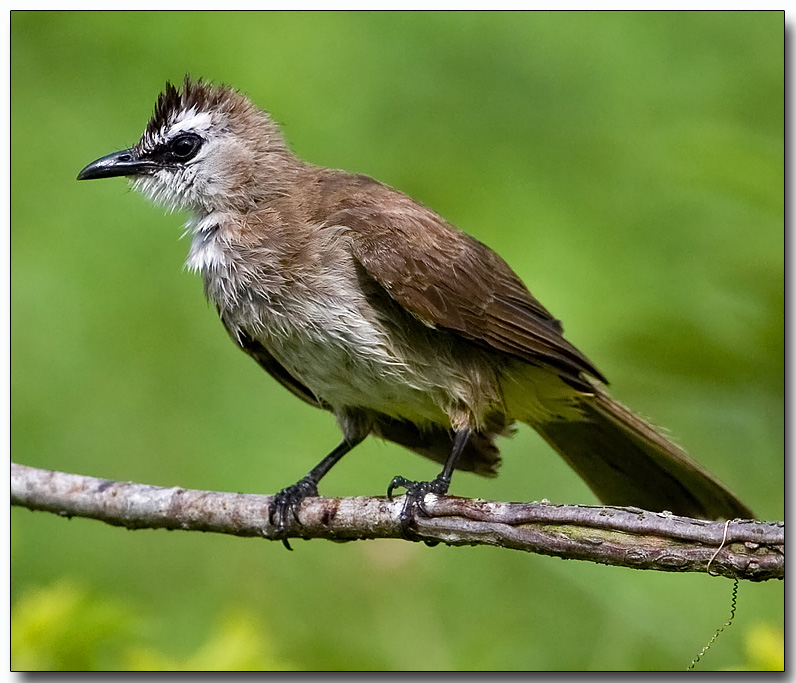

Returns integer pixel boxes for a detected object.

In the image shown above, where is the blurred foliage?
[125,609,293,671]
[10,580,783,672]
[10,581,132,671]
[11,582,294,671]
[735,623,785,671]
[11,10,783,671]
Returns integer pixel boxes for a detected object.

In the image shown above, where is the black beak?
[77,148,156,181]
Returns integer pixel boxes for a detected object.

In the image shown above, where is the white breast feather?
[181,217,452,423]
[185,214,228,273]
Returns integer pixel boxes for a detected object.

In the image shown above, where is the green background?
[11,11,783,671]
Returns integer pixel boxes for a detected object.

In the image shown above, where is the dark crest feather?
[142,75,238,145]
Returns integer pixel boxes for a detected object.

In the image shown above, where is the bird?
[77,76,753,540]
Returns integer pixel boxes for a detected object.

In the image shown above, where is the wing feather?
[334,204,606,390]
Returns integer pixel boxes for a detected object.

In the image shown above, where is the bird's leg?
[269,435,364,550]
[387,428,471,535]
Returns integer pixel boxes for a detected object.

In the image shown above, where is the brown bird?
[77,76,753,539]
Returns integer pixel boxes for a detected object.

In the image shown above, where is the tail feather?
[534,389,753,520]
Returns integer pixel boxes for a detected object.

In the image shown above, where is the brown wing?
[334,203,607,391]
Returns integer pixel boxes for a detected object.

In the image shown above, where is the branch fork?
[11,463,783,582]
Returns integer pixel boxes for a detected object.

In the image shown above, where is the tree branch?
[11,462,782,582]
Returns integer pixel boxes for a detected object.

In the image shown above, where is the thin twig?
[10,462,783,582]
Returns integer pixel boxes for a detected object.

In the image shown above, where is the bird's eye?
[168,133,202,161]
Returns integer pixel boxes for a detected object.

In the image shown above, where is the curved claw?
[268,477,319,550]
[387,474,450,530]
[387,475,412,500]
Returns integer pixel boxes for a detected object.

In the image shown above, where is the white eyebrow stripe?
[168,110,212,137]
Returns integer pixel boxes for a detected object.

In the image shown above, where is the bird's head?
[78,76,293,214]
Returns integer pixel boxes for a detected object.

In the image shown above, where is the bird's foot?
[387,474,450,545]
[268,477,319,550]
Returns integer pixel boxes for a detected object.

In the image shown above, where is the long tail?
[533,389,753,520]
